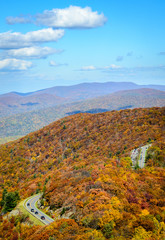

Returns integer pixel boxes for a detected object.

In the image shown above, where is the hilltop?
[0,107,164,239]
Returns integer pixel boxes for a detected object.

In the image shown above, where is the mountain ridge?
[5,81,165,97]
[0,81,165,118]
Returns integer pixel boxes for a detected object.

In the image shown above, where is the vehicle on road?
[24,194,54,225]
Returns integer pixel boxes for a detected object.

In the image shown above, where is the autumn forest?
[0,107,165,240]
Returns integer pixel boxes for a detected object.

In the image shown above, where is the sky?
[0,0,165,94]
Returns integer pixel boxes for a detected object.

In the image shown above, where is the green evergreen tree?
[3,191,20,212]
[0,188,7,207]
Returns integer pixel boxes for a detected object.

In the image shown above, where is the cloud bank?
[80,64,121,71]
[6,6,107,29]
[2,6,107,72]
[0,28,64,49]
[0,46,61,59]
[80,64,165,74]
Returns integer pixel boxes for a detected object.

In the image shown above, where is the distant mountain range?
[0,81,165,118]
[0,88,165,144]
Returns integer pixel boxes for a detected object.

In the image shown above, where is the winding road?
[24,194,54,225]
[26,145,151,225]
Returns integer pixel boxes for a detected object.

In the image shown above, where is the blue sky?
[0,0,165,94]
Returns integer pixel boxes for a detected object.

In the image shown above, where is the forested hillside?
[0,107,164,239]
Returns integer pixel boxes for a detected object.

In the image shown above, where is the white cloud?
[49,60,58,67]
[49,60,68,67]
[81,65,97,71]
[0,46,62,59]
[0,28,64,49]
[103,64,121,69]
[36,6,107,28]
[0,58,32,71]
[6,6,107,29]
[80,64,121,71]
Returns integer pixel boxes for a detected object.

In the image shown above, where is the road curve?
[24,194,54,225]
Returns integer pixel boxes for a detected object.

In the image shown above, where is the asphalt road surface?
[25,194,54,225]
[138,144,150,168]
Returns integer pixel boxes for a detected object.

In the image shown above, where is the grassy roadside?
[17,196,45,226]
